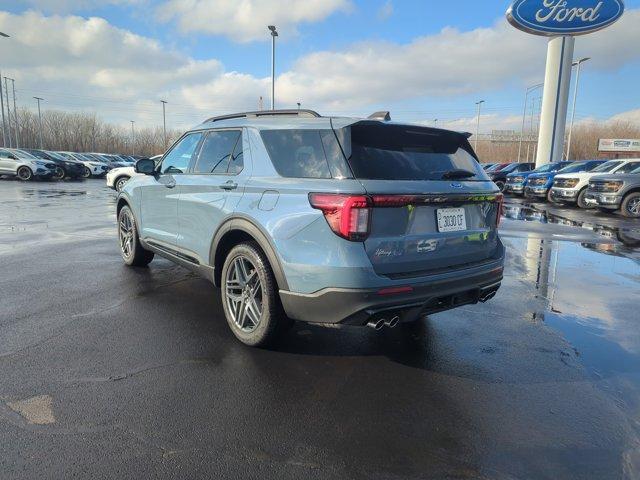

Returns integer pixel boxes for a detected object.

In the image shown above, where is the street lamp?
[160,100,167,150]
[566,57,590,160]
[130,120,135,155]
[518,83,544,162]
[0,33,8,147]
[268,25,278,110]
[34,97,44,149]
[474,100,485,151]
[434,119,438,127]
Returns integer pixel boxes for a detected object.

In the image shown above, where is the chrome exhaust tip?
[479,290,497,303]
[385,315,400,328]
[367,318,385,331]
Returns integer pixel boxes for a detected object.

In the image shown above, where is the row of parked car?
[0,147,142,181]
[483,159,640,218]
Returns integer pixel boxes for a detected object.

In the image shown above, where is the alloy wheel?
[115,177,128,192]
[627,197,640,216]
[82,167,91,178]
[225,255,263,333]
[53,167,65,180]
[17,167,32,181]
[119,209,135,260]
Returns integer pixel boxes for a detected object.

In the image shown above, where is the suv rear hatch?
[335,121,502,278]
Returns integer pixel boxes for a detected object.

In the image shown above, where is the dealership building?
[598,139,640,159]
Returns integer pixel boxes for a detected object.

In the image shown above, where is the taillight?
[495,193,504,227]
[308,193,371,241]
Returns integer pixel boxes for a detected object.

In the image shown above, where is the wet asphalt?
[0,178,639,479]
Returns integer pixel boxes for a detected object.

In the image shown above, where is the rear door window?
[337,123,487,181]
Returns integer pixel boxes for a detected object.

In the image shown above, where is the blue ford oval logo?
[450,183,463,189]
[506,0,624,36]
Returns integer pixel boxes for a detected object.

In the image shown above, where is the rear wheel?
[118,206,154,266]
[494,180,505,192]
[81,166,92,179]
[221,242,286,347]
[17,166,33,181]
[621,192,640,218]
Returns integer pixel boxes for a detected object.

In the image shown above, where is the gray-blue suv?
[116,110,504,346]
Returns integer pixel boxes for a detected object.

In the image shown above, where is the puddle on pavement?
[21,189,88,198]
[506,233,640,430]
[503,202,640,248]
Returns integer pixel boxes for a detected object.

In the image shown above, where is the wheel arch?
[210,216,289,291]
[114,174,131,187]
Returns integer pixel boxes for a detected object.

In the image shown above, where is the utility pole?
[258,96,264,111]
[3,77,11,148]
[434,119,438,127]
[268,25,278,110]
[9,78,18,148]
[474,100,485,152]
[160,100,167,150]
[130,120,135,155]
[518,83,543,162]
[566,57,590,160]
[34,97,44,149]
[297,102,301,111]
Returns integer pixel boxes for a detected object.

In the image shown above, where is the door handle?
[220,180,238,191]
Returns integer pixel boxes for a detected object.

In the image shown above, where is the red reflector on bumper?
[376,286,414,296]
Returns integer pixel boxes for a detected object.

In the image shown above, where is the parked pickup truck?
[584,164,640,217]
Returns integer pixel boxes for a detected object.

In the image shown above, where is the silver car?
[117,110,505,346]
[0,148,58,180]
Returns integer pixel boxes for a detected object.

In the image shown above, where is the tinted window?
[161,133,203,174]
[261,129,332,178]
[616,162,640,173]
[592,160,622,173]
[228,134,244,175]
[338,123,486,181]
[194,130,241,174]
[558,161,592,173]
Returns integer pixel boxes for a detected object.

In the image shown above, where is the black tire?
[221,242,287,347]
[17,166,33,181]
[81,166,92,179]
[118,206,154,267]
[52,167,66,180]
[495,181,505,192]
[620,192,640,218]
[576,188,590,209]
[115,176,130,192]
[546,189,554,203]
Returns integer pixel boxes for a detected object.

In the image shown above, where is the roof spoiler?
[367,111,391,121]
[461,132,473,139]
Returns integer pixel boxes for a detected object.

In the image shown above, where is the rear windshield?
[337,123,487,181]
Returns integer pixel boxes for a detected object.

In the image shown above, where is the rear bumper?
[279,255,504,325]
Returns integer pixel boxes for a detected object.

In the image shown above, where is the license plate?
[436,208,467,232]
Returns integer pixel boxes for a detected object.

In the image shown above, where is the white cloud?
[377,1,393,21]
[156,0,352,42]
[609,109,640,125]
[12,0,140,14]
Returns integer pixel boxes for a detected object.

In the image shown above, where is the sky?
[1,0,639,133]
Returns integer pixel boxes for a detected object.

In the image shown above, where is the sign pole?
[535,35,575,168]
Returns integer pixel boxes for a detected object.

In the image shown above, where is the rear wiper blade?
[440,169,476,179]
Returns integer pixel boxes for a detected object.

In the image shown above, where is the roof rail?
[205,109,321,123]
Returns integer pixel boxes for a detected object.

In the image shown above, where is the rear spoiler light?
[309,193,504,241]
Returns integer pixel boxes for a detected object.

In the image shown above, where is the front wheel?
[621,192,640,218]
[118,206,154,266]
[52,167,65,180]
[576,188,591,209]
[494,181,505,192]
[81,166,92,179]
[115,176,130,192]
[221,242,287,347]
[17,166,33,181]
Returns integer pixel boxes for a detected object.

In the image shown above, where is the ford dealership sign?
[506,0,625,36]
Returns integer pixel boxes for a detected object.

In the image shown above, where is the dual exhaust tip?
[367,315,400,331]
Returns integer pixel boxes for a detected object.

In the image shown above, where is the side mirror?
[135,158,156,175]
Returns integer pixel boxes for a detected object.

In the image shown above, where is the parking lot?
[0,178,639,479]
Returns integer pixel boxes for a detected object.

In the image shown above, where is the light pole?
[34,97,44,149]
[268,25,278,110]
[160,100,167,150]
[566,57,590,160]
[297,102,301,111]
[434,119,438,127]
[9,78,18,148]
[0,33,7,147]
[518,83,543,162]
[474,100,485,151]
[130,120,135,155]
[3,77,11,148]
